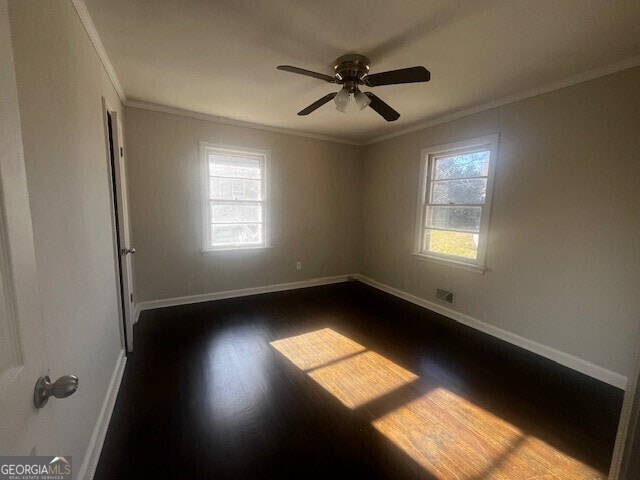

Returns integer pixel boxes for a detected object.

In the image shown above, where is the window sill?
[411,252,487,274]
[202,246,273,255]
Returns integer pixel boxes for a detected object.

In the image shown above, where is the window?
[201,143,269,252]
[413,134,498,272]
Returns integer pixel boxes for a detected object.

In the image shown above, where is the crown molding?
[123,100,363,146]
[67,0,640,147]
[126,55,640,148]
[364,55,640,145]
[71,0,126,102]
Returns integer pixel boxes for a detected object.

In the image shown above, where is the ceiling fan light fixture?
[354,90,371,110]
[279,54,430,121]
[334,87,350,113]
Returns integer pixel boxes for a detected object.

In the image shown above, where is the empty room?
[2,1,640,479]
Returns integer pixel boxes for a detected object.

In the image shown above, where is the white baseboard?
[355,274,627,390]
[137,274,356,313]
[133,272,626,389]
[77,349,127,480]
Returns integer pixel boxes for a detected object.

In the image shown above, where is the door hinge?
[120,147,124,157]
[130,293,134,303]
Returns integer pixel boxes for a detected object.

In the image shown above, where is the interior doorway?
[103,101,134,352]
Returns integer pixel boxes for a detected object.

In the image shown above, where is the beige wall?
[9,0,123,473]
[124,107,362,302]
[127,68,640,379]
[362,67,640,377]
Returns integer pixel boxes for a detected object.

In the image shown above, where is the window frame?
[200,142,270,253]
[412,134,499,273]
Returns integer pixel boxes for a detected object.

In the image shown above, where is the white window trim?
[412,133,499,274]
[200,141,271,253]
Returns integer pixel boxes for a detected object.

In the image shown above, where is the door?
[0,0,55,454]
[103,101,134,352]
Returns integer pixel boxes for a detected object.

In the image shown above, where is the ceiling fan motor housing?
[334,54,370,92]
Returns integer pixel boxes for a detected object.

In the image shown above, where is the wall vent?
[435,288,455,305]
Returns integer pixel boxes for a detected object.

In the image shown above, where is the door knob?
[34,375,79,408]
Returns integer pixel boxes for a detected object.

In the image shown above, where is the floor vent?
[435,288,455,305]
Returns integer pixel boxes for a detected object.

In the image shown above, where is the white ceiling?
[84,0,640,143]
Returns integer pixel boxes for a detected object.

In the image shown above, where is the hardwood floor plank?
[94,282,623,479]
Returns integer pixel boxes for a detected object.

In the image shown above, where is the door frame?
[609,332,640,479]
[101,98,134,352]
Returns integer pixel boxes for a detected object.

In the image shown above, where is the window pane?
[211,203,262,223]
[209,154,261,179]
[425,206,481,232]
[211,224,263,246]
[210,177,261,201]
[424,229,478,259]
[433,151,489,180]
[431,178,487,204]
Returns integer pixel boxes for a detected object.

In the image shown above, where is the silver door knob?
[34,375,79,408]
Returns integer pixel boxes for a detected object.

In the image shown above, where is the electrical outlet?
[296,261,302,270]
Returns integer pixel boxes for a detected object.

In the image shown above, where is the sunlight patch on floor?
[271,328,605,478]
[271,328,416,408]
[270,327,366,371]
[372,388,605,480]
[308,350,418,409]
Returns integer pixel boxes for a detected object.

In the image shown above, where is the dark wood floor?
[95,281,623,479]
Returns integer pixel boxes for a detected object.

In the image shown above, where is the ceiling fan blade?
[364,93,400,121]
[277,65,337,83]
[297,93,338,116]
[364,66,431,87]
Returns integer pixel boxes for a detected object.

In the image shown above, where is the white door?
[102,102,134,352]
[0,0,55,454]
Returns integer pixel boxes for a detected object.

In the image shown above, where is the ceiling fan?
[277,54,430,122]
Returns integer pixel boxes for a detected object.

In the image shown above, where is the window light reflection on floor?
[271,328,417,408]
[270,328,606,479]
[270,327,366,371]
[308,350,418,409]
[372,388,605,479]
